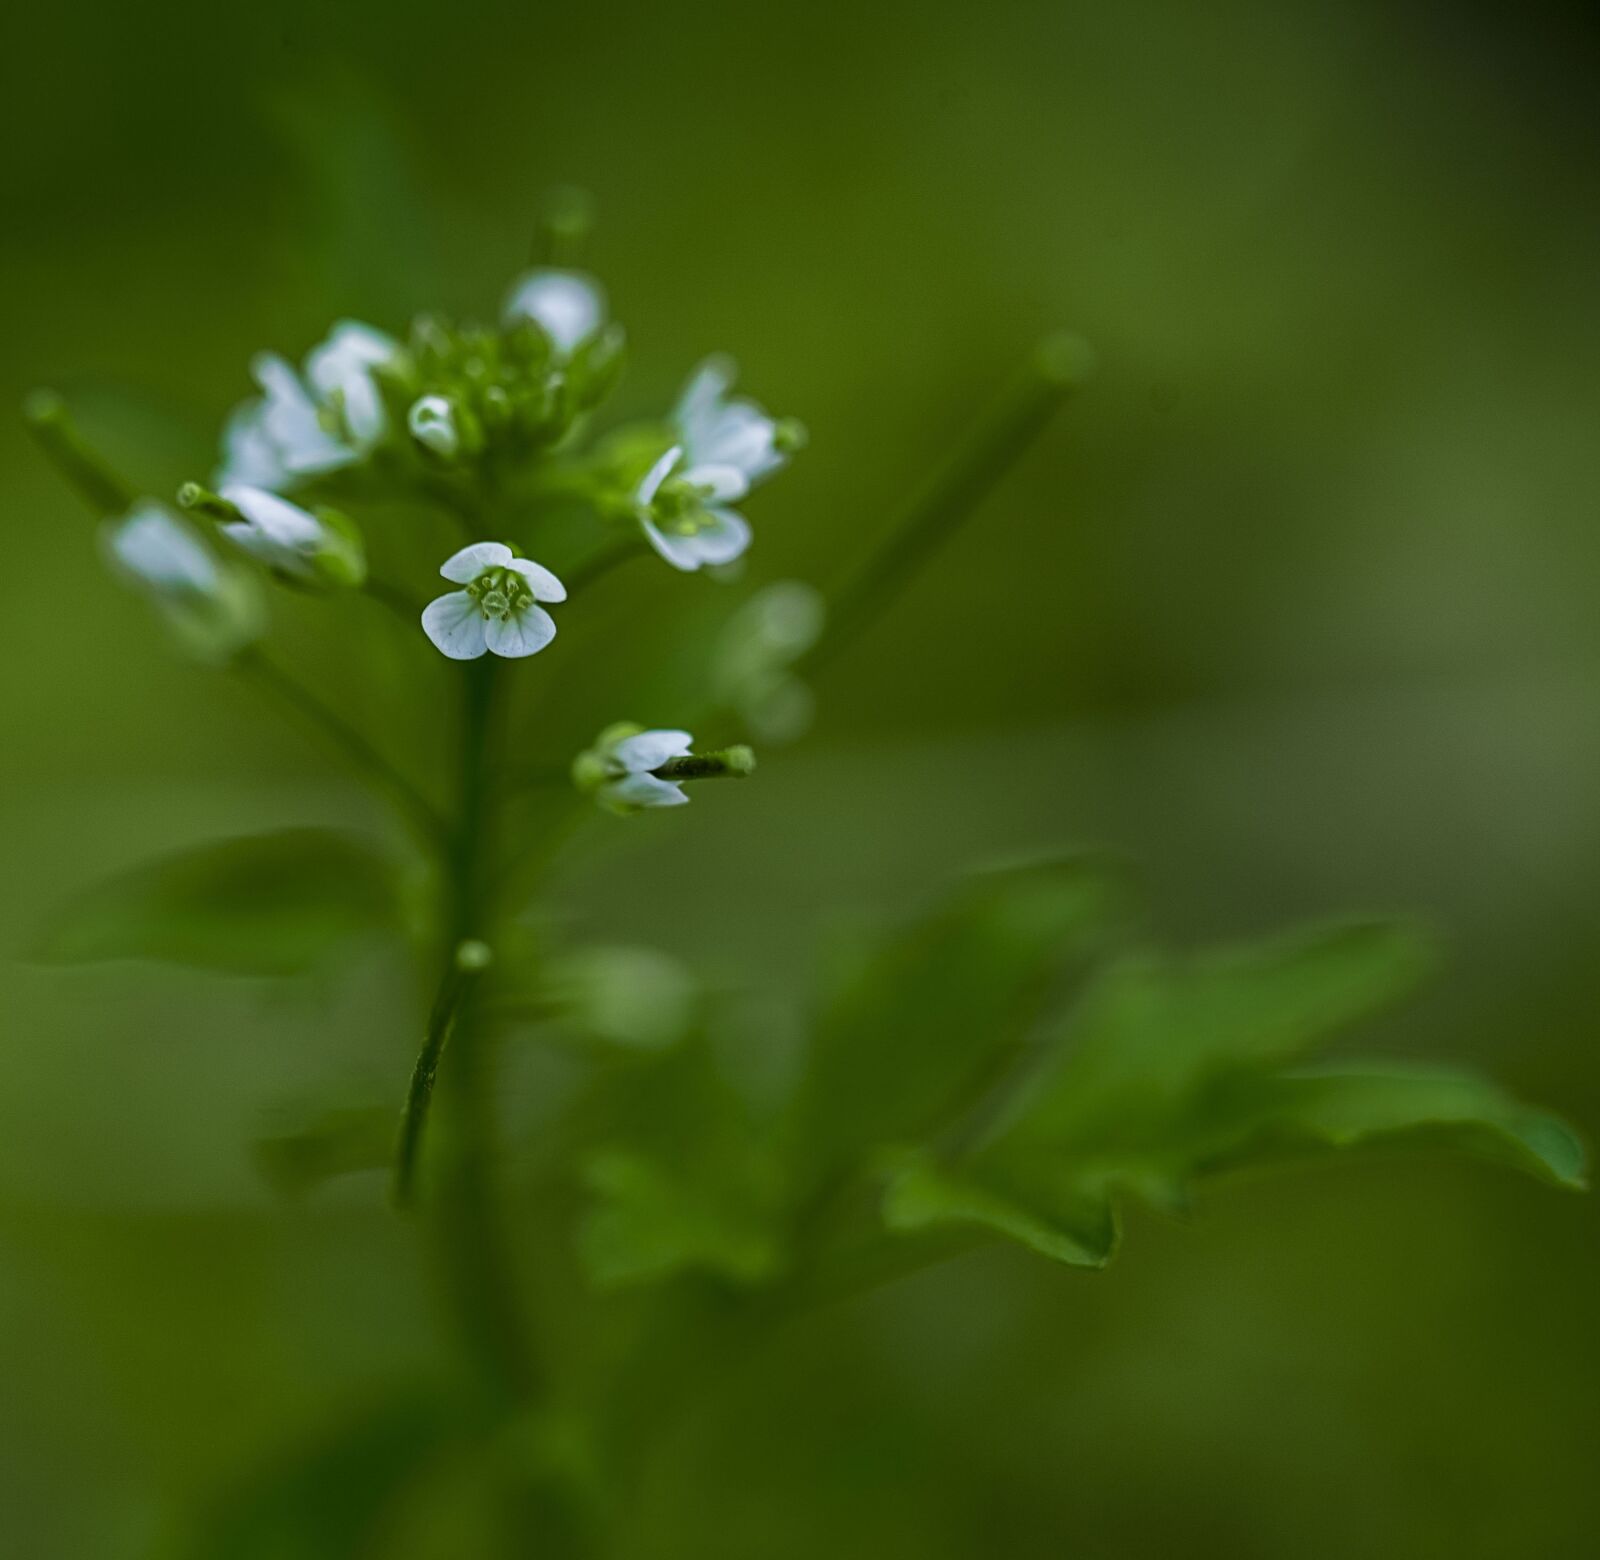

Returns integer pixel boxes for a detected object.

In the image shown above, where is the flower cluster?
[70,249,803,815]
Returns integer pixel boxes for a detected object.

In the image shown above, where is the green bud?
[177,482,238,523]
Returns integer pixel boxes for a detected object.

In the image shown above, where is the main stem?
[424,659,541,1405]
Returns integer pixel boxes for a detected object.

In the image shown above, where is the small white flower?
[581,727,694,810]
[217,484,329,580]
[103,502,263,658]
[108,503,222,597]
[421,541,566,661]
[633,445,753,573]
[408,394,461,458]
[501,269,607,356]
[218,320,399,489]
[674,356,790,486]
[632,359,796,573]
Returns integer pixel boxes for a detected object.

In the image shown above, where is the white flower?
[217,484,330,580]
[103,502,264,658]
[633,445,753,572]
[674,356,790,486]
[585,727,694,810]
[632,359,796,573]
[107,503,222,597]
[408,394,460,458]
[421,541,566,660]
[218,320,399,489]
[501,269,607,356]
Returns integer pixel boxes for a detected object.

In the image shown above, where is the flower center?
[652,475,715,536]
[465,566,534,621]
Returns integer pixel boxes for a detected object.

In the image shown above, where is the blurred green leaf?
[880,918,1582,1265]
[541,943,699,1052]
[1194,1062,1588,1191]
[882,1149,1117,1268]
[253,1103,397,1197]
[33,829,401,975]
[575,1036,789,1291]
[999,918,1438,1157]
[579,1148,785,1290]
[793,855,1138,1183]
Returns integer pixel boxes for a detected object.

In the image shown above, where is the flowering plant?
[26,203,1584,1555]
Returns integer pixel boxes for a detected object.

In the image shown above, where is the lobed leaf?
[792,855,1138,1183]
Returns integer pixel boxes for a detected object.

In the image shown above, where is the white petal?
[674,356,736,449]
[611,729,693,773]
[695,403,783,482]
[340,372,388,448]
[220,519,316,579]
[217,401,286,489]
[683,462,750,503]
[691,506,752,567]
[304,321,398,399]
[501,269,606,353]
[640,517,706,572]
[220,484,325,548]
[421,591,489,659]
[604,773,690,809]
[106,505,219,595]
[485,604,557,658]
[252,353,353,475]
[505,557,567,602]
[635,445,683,508]
[440,541,512,582]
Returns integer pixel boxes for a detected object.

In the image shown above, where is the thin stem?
[800,332,1094,683]
[364,575,424,625]
[23,391,137,517]
[235,649,447,845]
[392,950,478,1207]
[561,532,641,595]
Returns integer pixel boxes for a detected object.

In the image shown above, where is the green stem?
[560,532,640,595]
[235,649,446,845]
[409,660,543,1406]
[800,332,1094,682]
[23,390,138,517]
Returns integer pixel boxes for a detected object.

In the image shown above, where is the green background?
[3,0,1599,1553]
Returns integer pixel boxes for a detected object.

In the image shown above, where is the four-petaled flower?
[576,726,695,811]
[220,321,399,490]
[632,358,794,572]
[421,542,567,660]
[501,269,607,357]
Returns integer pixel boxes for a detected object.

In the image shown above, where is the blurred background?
[4,0,1599,1553]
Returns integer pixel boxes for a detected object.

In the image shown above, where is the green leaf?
[999,918,1438,1156]
[1195,1062,1588,1191]
[793,855,1137,1181]
[578,1148,785,1290]
[574,1036,790,1291]
[34,829,402,975]
[253,1103,397,1197]
[882,1149,1116,1268]
[876,918,1583,1268]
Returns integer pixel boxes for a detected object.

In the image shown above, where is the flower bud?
[408,394,462,458]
